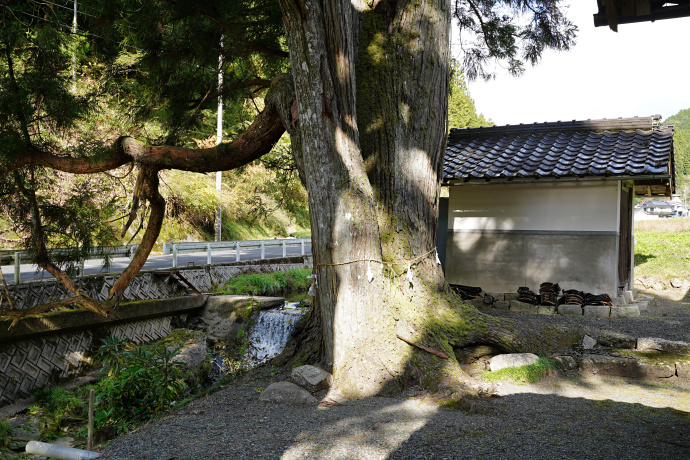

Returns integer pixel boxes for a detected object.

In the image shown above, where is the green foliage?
[217,268,312,296]
[455,0,577,80]
[448,61,492,129]
[0,421,11,448]
[634,221,690,282]
[480,358,558,384]
[33,387,86,420]
[664,108,690,183]
[93,336,188,434]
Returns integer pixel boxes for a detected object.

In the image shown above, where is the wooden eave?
[594,0,690,31]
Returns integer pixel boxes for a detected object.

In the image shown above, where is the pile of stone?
[258,365,332,405]
[460,332,690,385]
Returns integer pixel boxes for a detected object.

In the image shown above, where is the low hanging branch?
[0,75,296,326]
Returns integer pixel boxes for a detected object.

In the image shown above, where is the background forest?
[0,1,686,256]
[0,0,490,254]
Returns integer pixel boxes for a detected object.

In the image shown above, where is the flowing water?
[245,302,305,365]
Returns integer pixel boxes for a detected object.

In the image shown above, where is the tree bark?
[279,0,570,398]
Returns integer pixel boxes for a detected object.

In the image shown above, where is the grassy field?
[634,217,690,282]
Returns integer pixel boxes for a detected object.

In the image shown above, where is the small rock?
[598,330,637,349]
[610,306,640,318]
[466,299,487,308]
[582,335,597,350]
[611,295,627,306]
[7,417,41,450]
[557,304,583,316]
[171,335,207,369]
[504,293,520,302]
[652,282,664,291]
[493,300,510,310]
[259,382,318,405]
[552,355,577,370]
[509,300,539,314]
[671,278,683,288]
[489,353,539,372]
[290,365,332,391]
[637,337,690,354]
[537,305,557,315]
[623,290,634,304]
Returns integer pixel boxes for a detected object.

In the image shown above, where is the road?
[0,243,312,284]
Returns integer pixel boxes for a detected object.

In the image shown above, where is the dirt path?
[97,287,690,459]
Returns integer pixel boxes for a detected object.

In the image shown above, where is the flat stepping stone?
[489,353,539,372]
[610,305,640,317]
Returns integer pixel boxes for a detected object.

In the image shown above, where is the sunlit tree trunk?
[279,0,459,398]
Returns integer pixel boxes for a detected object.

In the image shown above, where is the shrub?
[33,387,86,419]
[93,336,188,434]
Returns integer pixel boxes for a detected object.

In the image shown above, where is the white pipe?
[26,441,100,460]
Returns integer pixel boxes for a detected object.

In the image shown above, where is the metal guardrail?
[0,245,138,284]
[162,238,310,268]
[1,238,311,284]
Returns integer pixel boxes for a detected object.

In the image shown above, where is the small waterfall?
[245,302,304,365]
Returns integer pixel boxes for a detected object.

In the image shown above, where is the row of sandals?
[518,283,612,307]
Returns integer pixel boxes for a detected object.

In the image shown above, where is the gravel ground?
[99,289,690,460]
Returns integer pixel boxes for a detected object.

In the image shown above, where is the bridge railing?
[162,238,311,268]
[0,245,139,284]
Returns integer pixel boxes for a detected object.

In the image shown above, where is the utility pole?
[214,36,224,242]
[71,0,77,92]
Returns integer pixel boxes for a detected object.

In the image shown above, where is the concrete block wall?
[0,256,312,409]
[0,317,174,408]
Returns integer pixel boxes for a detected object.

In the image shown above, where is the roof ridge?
[449,115,664,139]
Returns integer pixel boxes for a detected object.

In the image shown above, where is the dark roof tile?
[444,116,674,182]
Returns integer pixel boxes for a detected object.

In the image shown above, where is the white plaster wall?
[448,181,619,233]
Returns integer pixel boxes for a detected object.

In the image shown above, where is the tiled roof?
[443,116,674,183]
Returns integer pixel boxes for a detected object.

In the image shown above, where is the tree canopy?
[665,107,690,186]
[0,0,578,382]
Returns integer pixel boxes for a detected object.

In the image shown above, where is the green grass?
[480,358,558,384]
[634,220,690,281]
[217,268,312,296]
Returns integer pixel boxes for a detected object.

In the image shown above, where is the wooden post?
[87,389,94,451]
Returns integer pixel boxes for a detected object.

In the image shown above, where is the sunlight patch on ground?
[494,374,690,412]
[281,399,438,460]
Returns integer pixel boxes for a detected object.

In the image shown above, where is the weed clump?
[217,268,312,296]
[480,358,559,384]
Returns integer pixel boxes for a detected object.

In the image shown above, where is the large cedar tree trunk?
[279,0,580,398]
[280,0,468,398]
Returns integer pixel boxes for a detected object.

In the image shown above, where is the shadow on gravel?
[98,377,690,460]
[391,392,690,460]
